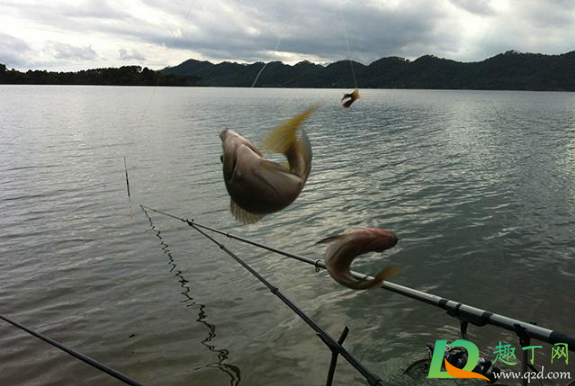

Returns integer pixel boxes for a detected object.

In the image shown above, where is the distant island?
[2,50,575,91]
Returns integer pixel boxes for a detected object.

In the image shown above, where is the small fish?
[341,88,360,108]
[220,106,317,224]
[317,228,401,290]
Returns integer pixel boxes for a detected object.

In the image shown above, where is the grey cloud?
[3,0,575,70]
[45,41,97,60]
[119,48,146,61]
[0,33,31,67]
[153,0,455,64]
[467,0,575,61]
[517,0,575,28]
[0,0,136,38]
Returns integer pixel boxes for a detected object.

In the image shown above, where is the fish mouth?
[385,232,399,249]
[219,128,231,142]
[370,229,399,251]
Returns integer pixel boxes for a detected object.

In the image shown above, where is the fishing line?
[251,36,283,88]
[124,0,199,205]
[339,9,358,89]
[251,12,299,88]
[124,156,131,201]
[135,0,199,128]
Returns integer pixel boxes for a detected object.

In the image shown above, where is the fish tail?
[230,200,265,224]
[261,105,319,155]
[352,265,402,290]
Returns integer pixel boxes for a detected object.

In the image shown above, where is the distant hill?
[162,51,575,91]
[2,51,575,91]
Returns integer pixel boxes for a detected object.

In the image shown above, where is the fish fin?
[365,265,402,290]
[315,234,345,245]
[230,200,265,224]
[261,105,319,155]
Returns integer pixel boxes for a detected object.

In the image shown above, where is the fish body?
[317,228,400,290]
[220,106,316,224]
[341,88,360,108]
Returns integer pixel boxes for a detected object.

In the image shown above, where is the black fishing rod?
[140,205,575,354]
[141,205,383,386]
[0,314,144,386]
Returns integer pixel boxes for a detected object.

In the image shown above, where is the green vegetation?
[2,50,575,91]
[0,65,194,86]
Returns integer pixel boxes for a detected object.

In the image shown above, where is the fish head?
[220,129,239,179]
[368,228,398,251]
[219,128,231,142]
[219,129,262,180]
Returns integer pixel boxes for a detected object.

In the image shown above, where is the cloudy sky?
[1,0,574,71]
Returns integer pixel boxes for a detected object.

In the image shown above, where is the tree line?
[0,64,195,86]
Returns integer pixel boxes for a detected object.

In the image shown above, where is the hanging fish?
[341,88,360,108]
[219,106,318,224]
[317,228,401,290]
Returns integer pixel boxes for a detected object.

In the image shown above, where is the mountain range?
[162,50,575,91]
[2,50,575,91]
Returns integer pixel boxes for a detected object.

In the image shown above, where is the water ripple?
[1,87,575,386]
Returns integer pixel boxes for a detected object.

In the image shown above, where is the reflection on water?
[142,206,241,386]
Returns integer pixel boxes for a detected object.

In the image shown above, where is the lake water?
[1,86,574,385]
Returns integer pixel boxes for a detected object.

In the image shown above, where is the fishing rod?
[140,205,575,355]
[0,314,144,386]
[141,205,383,386]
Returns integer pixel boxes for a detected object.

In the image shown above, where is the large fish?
[220,106,317,224]
[317,228,401,290]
